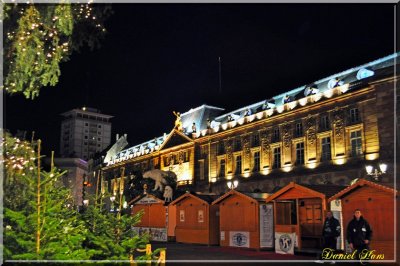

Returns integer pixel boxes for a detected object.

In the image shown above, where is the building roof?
[105,133,169,166]
[104,53,399,166]
[180,104,225,133]
[328,178,399,202]
[210,53,398,125]
[158,129,193,150]
[61,107,114,119]
[105,129,194,166]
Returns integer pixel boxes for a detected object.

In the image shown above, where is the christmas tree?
[3,132,162,263]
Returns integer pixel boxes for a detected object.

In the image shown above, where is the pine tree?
[3,133,90,260]
[79,193,149,261]
[3,133,160,263]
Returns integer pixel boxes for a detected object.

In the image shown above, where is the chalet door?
[299,199,323,248]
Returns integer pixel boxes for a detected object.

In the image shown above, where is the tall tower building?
[60,107,113,160]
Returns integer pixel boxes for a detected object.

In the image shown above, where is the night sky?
[4,3,395,156]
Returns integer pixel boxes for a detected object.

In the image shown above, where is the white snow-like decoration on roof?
[327,78,344,90]
[356,68,374,80]
[106,135,167,166]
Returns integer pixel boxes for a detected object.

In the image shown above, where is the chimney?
[116,133,119,141]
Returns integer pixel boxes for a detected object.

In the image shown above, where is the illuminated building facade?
[102,54,397,196]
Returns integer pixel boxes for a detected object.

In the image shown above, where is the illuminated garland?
[3,2,111,99]
[2,135,36,176]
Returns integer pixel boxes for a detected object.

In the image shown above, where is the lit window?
[296,142,305,165]
[235,155,242,174]
[219,159,226,178]
[252,133,260,147]
[253,151,260,172]
[273,147,281,169]
[350,130,362,157]
[218,142,225,155]
[272,128,280,142]
[349,108,360,123]
[234,138,242,151]
[199,160,205,180]
[321,137,331,161]
[295,122,303,137]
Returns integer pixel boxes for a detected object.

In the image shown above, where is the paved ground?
[151,242,318,265]
[151,242,400,266]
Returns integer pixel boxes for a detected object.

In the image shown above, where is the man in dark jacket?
[346,209,372,258]
[322,211,341,250]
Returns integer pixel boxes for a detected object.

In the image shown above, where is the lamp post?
[227,179,239,190]
[110,194,116,212]
[365,163,387,181]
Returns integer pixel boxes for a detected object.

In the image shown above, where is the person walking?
[346,209,372,259]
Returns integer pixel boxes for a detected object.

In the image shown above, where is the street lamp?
[227,179,239,190]
[110,195,116,202]
[365,163,387,181]
[110,194,116,212]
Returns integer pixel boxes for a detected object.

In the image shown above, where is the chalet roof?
[328,178,399,202]
[265,182,345,203]
[212,190,269,205]
[170,191,217,205]
[128,193,165,205]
